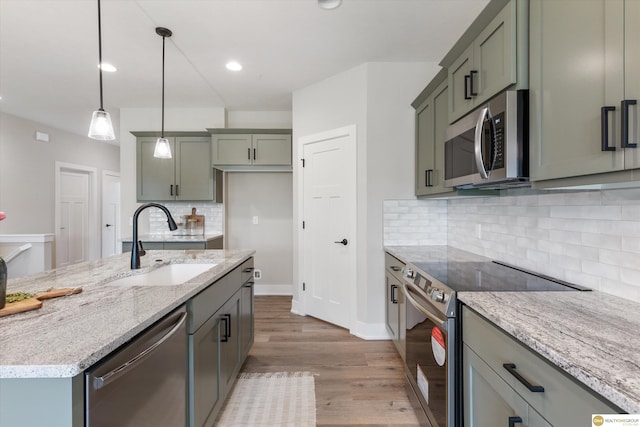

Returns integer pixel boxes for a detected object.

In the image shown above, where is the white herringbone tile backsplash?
[384,188,640,302]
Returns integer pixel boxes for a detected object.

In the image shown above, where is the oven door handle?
[402,283,447,328]
[474,107,490,179]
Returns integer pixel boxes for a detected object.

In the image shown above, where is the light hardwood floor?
[239,295,423,427]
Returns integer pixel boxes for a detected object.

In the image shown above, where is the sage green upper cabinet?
[136,134,214,202]
[530,0,640,185]
[444,0,525,123]
[211,130,292,167]
[413,69,454,197]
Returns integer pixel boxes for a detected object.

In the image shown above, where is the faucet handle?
[138,240,146,257]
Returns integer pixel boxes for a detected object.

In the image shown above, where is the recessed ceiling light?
[318,0,342,10]
[99,62,117,72]
[226,61,243,71]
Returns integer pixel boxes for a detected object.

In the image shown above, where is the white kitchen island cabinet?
[530,0,640,187]
[0,250,254,427]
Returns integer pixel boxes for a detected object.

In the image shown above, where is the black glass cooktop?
[411,260,590,293]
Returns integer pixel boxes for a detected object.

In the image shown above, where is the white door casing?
[55,162,99,267]
[101,171,121,258]
[300,125,357,330]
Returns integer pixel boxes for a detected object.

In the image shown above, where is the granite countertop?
[0,249,253,379]
[120,232,223,243]
[384,245,640,414]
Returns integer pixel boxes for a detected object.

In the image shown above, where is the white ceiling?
[0,0,489,142]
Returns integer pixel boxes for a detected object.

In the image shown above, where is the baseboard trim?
[352,321,391,340]
[254,284,293,296]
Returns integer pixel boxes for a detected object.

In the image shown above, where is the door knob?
[334,239,348,246]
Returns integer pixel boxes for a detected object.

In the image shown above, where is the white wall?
[226,172,293,294]
[292,62,439,336]
[0,112,119,234]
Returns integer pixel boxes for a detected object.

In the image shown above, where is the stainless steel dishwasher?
[85,305,188,427]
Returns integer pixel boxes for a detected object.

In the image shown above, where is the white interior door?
[102,171,121,258]
[301,126,356,330]
[58,170,89,267]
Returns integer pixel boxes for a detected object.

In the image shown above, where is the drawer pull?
[508,416,522,427]
[390,266,401,272]
[503,363,545,392]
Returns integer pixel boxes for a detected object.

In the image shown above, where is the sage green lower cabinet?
[464,344,550,427]
[187,257,254,427]
[384,253,406,359]
[462,307,619,427]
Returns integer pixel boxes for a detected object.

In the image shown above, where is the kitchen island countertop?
[0,249,253,379]
[385,245,640,414]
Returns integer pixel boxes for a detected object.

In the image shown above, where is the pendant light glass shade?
[88,0,115,141]
[154,27,173,158]
[318,0,342,9]
[153,137,172,159]
[88,109,115,140]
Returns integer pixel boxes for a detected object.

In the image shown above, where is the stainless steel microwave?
[444,90,529,189]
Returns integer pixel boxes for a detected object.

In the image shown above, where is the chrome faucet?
[131,203,178,269]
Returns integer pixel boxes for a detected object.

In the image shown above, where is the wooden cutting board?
[184,207,205,234]
[0,287,82,318]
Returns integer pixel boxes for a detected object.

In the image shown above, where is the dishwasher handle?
[93,311,187,390]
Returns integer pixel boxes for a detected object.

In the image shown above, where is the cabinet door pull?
[425,169,434,187]
[464,74,472,100]
[503,363,544,392]
[170,184,173,196]
[247,148,251,160]
[253,148,257,160]
[622,99,638,148]
[601,106,616,151]
[508,416,522,427]
[220,314,231,342]
[390,284,398,304]
[175,184,179,197]
[469,70,478,97]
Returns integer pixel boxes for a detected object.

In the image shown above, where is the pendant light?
[153,27,173,159]
[88,0,115,140]
[318,0,342,9]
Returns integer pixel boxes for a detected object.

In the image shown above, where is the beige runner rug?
[214,372,316,427]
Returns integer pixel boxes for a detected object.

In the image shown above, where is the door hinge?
[301,158,305,168]
[302,221,305,229]
[303,282,306,291]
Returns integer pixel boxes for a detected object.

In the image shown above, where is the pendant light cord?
[97,0,104,111]
[161,33,166,138]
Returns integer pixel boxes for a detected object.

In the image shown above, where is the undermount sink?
[106,263,218,286]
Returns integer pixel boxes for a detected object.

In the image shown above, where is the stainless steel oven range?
[401,259,589,427]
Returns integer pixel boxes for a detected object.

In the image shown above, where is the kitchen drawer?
[240,258,254,284]
[384,253,405,282]
[187,267,240,333]
[463,307,619,427]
